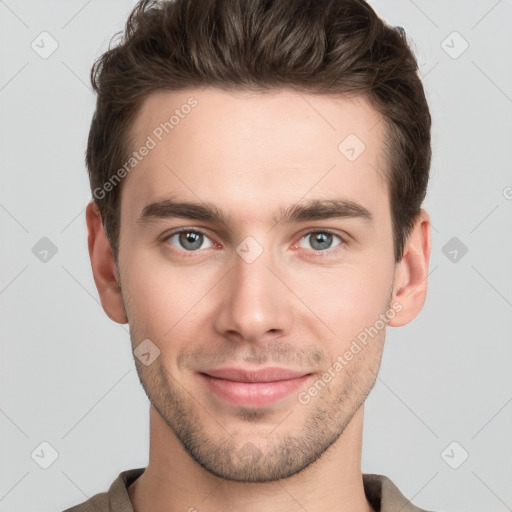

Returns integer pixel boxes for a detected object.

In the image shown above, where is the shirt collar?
[107,467,428,512]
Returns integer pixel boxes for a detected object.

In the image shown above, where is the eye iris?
[310,232,332,251]
[179,231,203,250]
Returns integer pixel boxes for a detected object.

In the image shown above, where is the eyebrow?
[136,197,373,226]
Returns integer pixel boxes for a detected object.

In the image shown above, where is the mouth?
[198,367,314,408]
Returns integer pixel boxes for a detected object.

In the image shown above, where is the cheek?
[122,250,214,343]
[290,259,393,341]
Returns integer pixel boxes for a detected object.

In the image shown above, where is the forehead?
[121,87,389,225]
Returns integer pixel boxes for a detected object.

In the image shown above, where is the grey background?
[0,1,511,511]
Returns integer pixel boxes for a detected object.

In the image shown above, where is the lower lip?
[199,373,312,408]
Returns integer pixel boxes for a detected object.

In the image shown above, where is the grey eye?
[168,230,213,251]
[298,232,342,251]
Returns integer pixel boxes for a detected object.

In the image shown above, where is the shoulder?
[363,473,440,512]
[61,467,145,512]
[62,491,109,512]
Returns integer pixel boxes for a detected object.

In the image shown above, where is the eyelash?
[161,227,347,258]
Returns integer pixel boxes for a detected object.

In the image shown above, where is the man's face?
[117,87,398,482]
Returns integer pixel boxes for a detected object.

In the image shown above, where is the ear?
[388,209,431,327]
[85,201,128,324]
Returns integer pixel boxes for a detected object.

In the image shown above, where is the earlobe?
[388,209,431,327]
[85,201,128,324]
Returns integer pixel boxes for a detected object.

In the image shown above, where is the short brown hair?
[87,0,431,263]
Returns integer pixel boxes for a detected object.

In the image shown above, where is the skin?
[86,87,431,512]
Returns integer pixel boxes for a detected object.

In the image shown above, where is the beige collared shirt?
[63,467,434,512]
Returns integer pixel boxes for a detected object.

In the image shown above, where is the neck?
[128,405,374,512]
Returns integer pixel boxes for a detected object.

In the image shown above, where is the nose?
[213,242,293,344]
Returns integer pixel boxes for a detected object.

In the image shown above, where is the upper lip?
[200,367,311,383]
